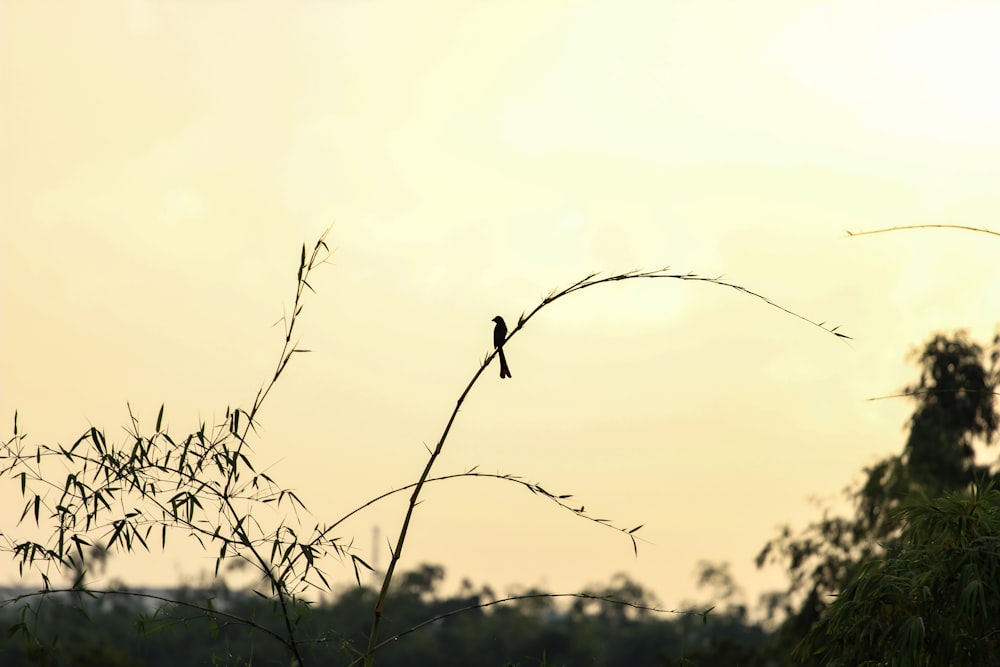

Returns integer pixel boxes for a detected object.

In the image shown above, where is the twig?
[846,224,1000,238]
[349,592,710,666]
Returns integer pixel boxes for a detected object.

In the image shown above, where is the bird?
[492,316,512,379]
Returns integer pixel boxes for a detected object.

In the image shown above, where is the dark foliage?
[0,570,768,667]
[799,481,1000,666]
[756,330,1000,663]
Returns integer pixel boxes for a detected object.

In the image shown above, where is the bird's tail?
[498,348,512,379]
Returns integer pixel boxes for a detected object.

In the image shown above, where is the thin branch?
[229,225,333,484]
[846,224,1000,238]
[283,470,643,581]
[219,227,332,665]
[3,587,294,653]
[350,592,710,666]
[865,388,1000,402]
[517,269,851,343]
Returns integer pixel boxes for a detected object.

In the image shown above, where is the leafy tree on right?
[757,329,1000,665]
[798,479,1000,666]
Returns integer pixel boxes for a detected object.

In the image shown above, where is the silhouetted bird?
[492,316,512,379]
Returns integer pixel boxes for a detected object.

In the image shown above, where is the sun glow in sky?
[2,0,999,609]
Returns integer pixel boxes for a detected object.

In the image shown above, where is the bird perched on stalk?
[492,316,512,379]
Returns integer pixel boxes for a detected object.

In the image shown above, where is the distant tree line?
[0,569,765,667]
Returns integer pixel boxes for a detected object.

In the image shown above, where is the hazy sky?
[2,0,999,610]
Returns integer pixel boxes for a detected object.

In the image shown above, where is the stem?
[364,362,490,663]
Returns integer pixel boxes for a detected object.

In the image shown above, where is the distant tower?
[372,525,380,573]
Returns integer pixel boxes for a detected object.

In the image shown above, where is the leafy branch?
[289,468,646,576]
[1,230,337,665]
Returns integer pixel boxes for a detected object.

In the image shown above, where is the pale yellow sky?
[2,0,999,609]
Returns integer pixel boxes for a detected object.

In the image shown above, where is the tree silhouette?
[903,332,998,491]
[757,329,1000,660]
[799,480,1000,666]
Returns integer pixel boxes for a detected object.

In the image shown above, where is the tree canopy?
[757,329,1000,664]
[799,480,1000,666]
